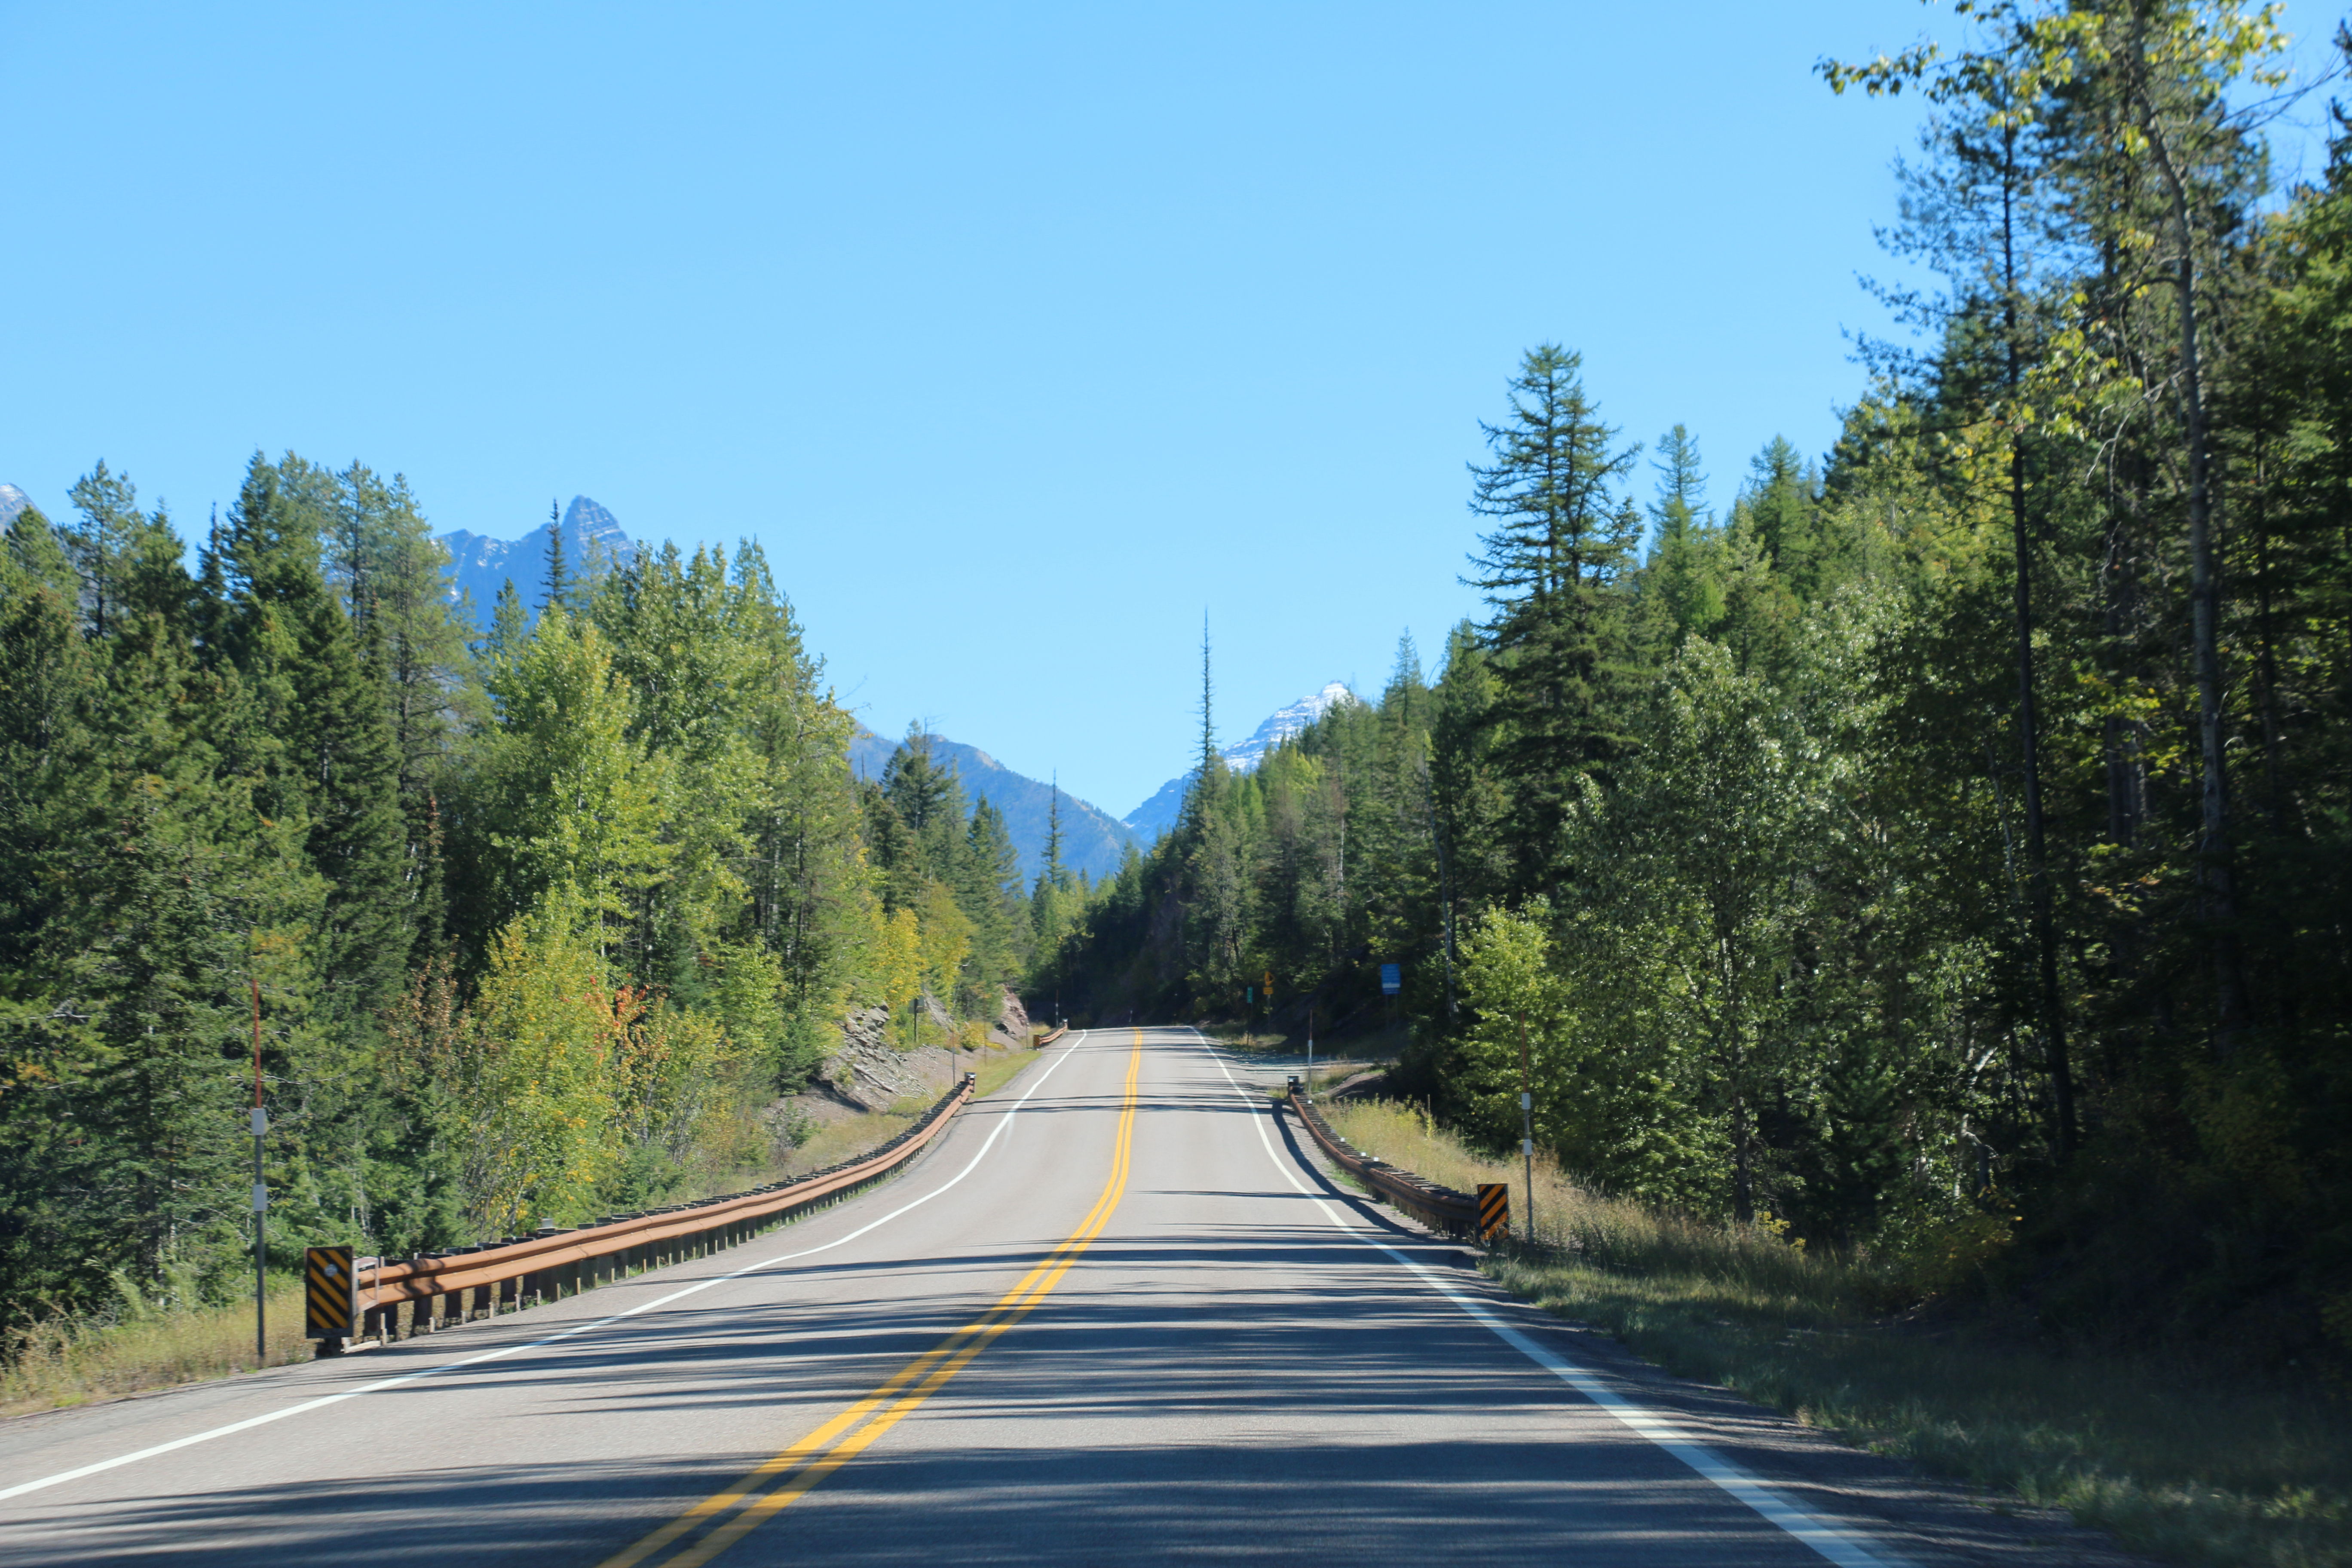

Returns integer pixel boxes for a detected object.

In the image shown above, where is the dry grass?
[1322,1097,2352,1568]
[1,1280,317,1418]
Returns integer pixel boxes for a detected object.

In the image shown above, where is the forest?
[1038,8,2352,1360]
[0,455,1069,1322]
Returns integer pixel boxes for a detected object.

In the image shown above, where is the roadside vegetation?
[0,1278,317,1419]
[0,444,1082,1375]
[1325,1097,2352,1568]
[1040,8,2352,1512]
[0,1048,1044,1418]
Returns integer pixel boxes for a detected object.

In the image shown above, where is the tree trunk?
[2142,107,2251,1047]
[2001,137,2075,1158]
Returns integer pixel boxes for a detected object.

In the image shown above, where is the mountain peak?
[0,484,31,528]
[1221,680,1357,772]
[437,495,636,630]
[1122,680,1361,841]
[848,727,1136,882]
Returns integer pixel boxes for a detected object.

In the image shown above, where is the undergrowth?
[2,1275,315,1417]
[1321,1097,2352,1568]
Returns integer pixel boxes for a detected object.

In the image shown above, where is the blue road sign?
[1380,963,1402,995]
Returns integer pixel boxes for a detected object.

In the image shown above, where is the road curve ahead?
[1,1027,2126,1567]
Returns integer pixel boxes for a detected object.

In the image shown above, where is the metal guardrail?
[339,1072,978,1350]
[1034,1024,1069,1046]
[1284,1083,1481,1238]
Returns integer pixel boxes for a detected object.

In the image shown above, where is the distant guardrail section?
[338,1069,980,1349]
[1283,1081,1482,1239]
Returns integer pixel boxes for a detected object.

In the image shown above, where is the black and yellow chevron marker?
[305,1246,355,1339]
[1476,1183,1510,1243]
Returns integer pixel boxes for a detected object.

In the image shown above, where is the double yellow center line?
[596,1030,1144,1568]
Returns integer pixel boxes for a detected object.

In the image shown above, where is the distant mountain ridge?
[438,495,634,631]
[429,497,1130,883]
[1121,680,1359,842]
[850,729,1136,885]
[0,484,31,529]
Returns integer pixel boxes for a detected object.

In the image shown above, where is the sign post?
[1516,1011,1537,1246]
[251,976,266,1366]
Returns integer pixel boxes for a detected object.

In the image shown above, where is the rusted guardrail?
[1284,1083,1481,1238]
[344,1072,977,1349]
[1034,1024,1069,1046]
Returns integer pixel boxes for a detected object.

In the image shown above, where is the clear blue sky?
[2,3,2338,819]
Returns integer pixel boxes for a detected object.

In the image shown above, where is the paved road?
[0,1027,2135,1566]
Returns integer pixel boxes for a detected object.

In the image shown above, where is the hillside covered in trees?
[1038,7,2352,1361]
[0,457,1078,1322]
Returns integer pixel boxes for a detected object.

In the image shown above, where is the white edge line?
[0,1032,1090,1506]
[1188,1027,1903,1568]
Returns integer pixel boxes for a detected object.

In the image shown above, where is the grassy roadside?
[1200,1031,1389,1099]
[1,1050,1047,1422]
[1321,1098,2352,1568]
[971,1044,1041,1099]
[2,1280,318,1418]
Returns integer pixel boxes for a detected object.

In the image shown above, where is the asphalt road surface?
[0,1026,2142,1566]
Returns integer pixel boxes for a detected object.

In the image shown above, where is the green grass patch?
[1322,1098,2352,1568]
[971,1045,1040,1100]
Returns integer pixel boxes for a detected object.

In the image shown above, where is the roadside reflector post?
[305,1245,356,1357]
[1477,1183,1511,1244]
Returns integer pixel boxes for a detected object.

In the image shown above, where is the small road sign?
[1380,963,1401,995]
[1476,1183,1510,1243]
[306,1246,355,1349]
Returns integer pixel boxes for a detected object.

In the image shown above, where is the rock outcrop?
[825,1006,930,1112]
[997,988,1032,1039]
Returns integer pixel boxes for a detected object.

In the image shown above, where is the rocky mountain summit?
[438,495,634,631]
[849,728,1137,885]
[1121,680,1360,842]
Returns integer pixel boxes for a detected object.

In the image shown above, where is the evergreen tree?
[1642,425,1727,646]
[207,455,410,1037]
[542,498,568,616]
[1464,344,1644,892]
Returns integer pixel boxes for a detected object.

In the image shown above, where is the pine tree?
[882,723,961,868]
[1464,345,1644,892]
[1642,425,1727,645]
[542,499,568,617]
[208,455,410,1037]
[1181,613,1228,835]
[957,795,1023,991]
[1031,775,1072,952]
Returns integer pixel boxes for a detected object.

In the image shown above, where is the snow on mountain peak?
[1222,680,1357,772]
[1121,680,1361,839]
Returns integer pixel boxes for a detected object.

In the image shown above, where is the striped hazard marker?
[306,1246,356,1349]
[1476,1183,1510,1242]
